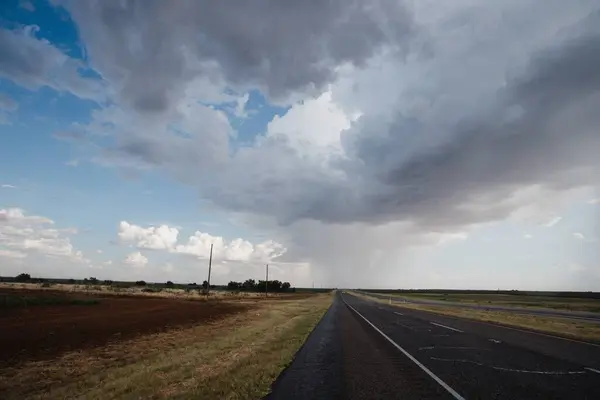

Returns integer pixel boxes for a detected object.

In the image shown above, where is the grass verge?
[384,292,600,313]
[352,292,600,343]
[0,293,332,400]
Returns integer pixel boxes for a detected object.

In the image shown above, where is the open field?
[382,291,600,313]
[353,291,600,342]
[0,287,332,399]
[0,282,303,301]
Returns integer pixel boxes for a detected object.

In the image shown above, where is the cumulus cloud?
[118,221,179,250]
[0,207,87,263]
[123,251,148,268]
[118,221,285,262]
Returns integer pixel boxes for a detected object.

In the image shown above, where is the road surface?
[363,291,600,324]
[266,291,600,399]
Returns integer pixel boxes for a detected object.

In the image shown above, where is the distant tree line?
[4,273,296,294]
[226,279,292,292]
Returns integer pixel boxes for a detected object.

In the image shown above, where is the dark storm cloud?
[204,9,600,231]
[0,26,103,101]
[57,0,415,113]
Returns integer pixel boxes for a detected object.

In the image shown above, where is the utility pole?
[265,263,269,298]
[206,243,213,296]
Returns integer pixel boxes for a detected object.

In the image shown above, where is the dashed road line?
[419,346,487,351]
[430,357,587,375]
[344,300,466,400]
[488,339,502,344]
[585,367,600,374]
[430,322,464,333]
[394,311,404,316]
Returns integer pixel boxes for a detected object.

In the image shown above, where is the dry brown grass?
[0,293,332,400]
[352,292,600,343]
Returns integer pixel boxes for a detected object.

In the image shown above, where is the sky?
[0,0,599,290]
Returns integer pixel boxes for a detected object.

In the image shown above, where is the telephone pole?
[206,243,213,296]
[265,263,269,298]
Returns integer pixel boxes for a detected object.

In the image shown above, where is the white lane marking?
[344,301,466,400]
[488,339,502,344]
[430,322,464,333]
[430,357,586,375]
[585,367,600,374]
[394,311,404,316]
[467,319,600,348]
[418,346,487,351]
[433,334,450,337]
[395,321,415,331]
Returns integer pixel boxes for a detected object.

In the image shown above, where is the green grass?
[0,293,99,308]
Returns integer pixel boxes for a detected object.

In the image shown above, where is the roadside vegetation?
[0,293,332,399]
[353,291,600,342]
[373,291,600,313]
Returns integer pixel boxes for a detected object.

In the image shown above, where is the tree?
[227,281,241,291]
[165,281,174,288]
[135,280,146,286]
[202,280,209,289]
[89,277,99,284]
[15,273,31,282]
[282,282,291,291]
[243,279,256,291]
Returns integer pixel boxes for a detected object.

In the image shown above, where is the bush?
[135,280,146,286]
[15,273,31,282]
[165,281,174,288]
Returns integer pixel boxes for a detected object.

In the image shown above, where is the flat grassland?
[354,291,600,342]
[0,286,332,399]
[391,291,600,313]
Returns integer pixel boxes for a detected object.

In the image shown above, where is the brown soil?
[0,288,248,367]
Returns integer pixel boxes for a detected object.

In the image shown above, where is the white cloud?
[588,198,600,205]
[572,232,585,240]
[0,207,87,263]
[524,234,533,239]
[96,249,103,253]
[1,184,16,189]
[266,90,355,159]
[124,251,148,268]
[543,216,562,228]
[118,221,286,262]
[118,221,179,250]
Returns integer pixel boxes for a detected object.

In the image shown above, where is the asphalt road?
[266,291,600,400]
[363,291,600,324]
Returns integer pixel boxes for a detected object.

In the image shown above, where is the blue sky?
[1,0,599,289]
